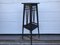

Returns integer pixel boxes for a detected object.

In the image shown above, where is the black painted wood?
[22,3,40,45]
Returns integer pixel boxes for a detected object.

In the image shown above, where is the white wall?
[0,0,60,34]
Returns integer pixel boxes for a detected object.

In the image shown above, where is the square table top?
[22,2,40,4]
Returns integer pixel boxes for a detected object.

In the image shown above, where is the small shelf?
[24,23,38,31]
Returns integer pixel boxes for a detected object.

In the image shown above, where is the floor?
[0,34,60,45]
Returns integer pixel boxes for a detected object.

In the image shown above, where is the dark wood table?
[22,3,40,45]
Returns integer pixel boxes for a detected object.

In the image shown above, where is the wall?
[0,0,60,34]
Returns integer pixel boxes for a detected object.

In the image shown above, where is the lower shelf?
[24,23,38,31]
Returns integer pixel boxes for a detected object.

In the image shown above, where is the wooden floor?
[0,34,60,45]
